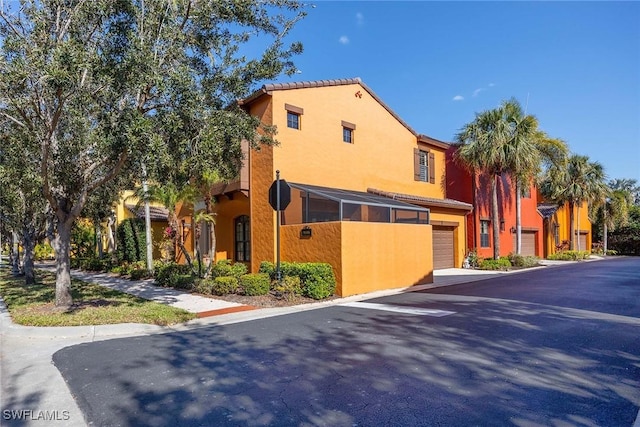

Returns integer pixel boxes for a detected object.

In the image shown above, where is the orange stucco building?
[199,78,472,296]
[538,199,592,257]
[446,148,544,258]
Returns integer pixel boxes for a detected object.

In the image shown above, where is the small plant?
[155,263,193,288]
[210,260,248,279]
[259,261,336,300]
[34,243,54,261]
[465,250,479,268]
[194,279,214,295]
[547,250,590,261]
[240,273,270,296]
[211,276,239,296]
[478,257,511,271]
[272,275,303,300]
[507,253,540,268]
[130,268,153,280]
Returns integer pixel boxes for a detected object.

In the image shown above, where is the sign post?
[269,171,291,283]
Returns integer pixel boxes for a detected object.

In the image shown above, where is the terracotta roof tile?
[125,204,169,222]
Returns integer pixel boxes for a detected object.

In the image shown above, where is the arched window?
[235,215,250,262]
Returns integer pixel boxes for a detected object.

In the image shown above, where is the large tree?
[539,154,608,251]
[455,105,513,259]
[0,0,306,308]
[501,99,568,254]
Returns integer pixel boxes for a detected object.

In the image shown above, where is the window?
[522,186,531,198]
[287,111,300,129]
[343,127,352,143]
[554,224,560,247]
[418,151,428,181]
[480,220,490,247]
[234,215,250,262]
[285,103,303,130]
[414,148,435,183]
[342,120,356,144]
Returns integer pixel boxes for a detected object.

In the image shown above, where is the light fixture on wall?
[510,226,516,234]
[500,220,505,232]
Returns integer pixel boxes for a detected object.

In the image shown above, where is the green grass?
[0,270,196,326]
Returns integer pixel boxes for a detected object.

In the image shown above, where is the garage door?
[433,226,455,269]
[578,233,588,251]
[512,231,537,256]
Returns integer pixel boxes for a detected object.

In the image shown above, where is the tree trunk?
[576,204,581,251]
[204,197,216,277]
[53,220,74,309]
[22,226,36,285]
[491,174,500,259]
[11,232,20,276]
[515,180,522,255]
[569,202,575,251]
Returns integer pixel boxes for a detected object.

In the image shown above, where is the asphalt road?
[53,257,640,426]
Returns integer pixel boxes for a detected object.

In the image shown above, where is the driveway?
[50,257,640,426]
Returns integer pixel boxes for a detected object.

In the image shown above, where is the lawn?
[0,269,196,326]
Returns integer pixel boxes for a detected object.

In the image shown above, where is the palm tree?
[455,106,512,259]
[502,100,540,254]
[131,183,198,265]
[539,154,608,251]
[501,99,569,255]
[193,210,216,278]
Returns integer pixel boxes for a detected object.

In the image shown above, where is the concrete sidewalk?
[0,259,598,427]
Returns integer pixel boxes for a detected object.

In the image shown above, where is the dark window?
[235,215,250,262]
[343,127,353,143]
[287,112,300,130]
[480,220,490,247]
[554,224,560,247]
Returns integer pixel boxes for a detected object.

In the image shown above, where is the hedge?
[259,261,336,300]
[240,273,270,296]
[115,218,147,264]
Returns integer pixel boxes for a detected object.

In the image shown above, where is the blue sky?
[273,1,640,182]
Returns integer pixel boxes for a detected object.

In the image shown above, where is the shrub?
[272,275,303,300]
[115,218,147,264]
[130,268,153,280]
[80,257,110,272]
[259,261,336,300]
[211,260,247,279]
[547,250,590,261]
[240,273,270,296]
[466,250,479,268]
[212,276,239,295]
[479,257,512,271]
[155,263,193,288]
[194,279,214,295]
[34,243,54,261]
[508,253,540,268]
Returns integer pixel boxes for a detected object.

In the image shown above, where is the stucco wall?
[280,222,343,293]
[213,193,250,262]
[340,222,433,296]
[281,221,432,297]
[270,84,446,199]
[248,95,276,273]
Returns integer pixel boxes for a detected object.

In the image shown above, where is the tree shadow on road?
[52,286,640,427]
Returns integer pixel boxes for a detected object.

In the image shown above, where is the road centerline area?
[340,301,456,317]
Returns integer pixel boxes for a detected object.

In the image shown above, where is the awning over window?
[282,183,429,225]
